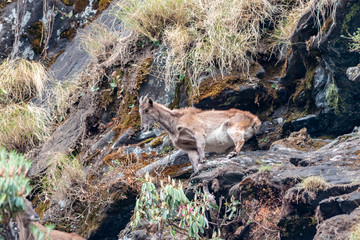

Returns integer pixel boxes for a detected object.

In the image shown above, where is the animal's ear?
[148,97,153,107]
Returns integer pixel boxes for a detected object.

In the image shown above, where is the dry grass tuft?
[40,153,109,227]
[117,0,276,89]
[270,2,308,50]
[0,103,50,152]
[52,80,82,123]
[301,176,328,192]
[0,58,49,104]
[79,22,122,61]
[350,223,360,240]
[270,0,337,52]
[42,153,87,201]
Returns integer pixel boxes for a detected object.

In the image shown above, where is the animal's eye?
[145,109,149,113]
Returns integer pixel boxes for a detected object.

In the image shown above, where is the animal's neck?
[153,103,177,134]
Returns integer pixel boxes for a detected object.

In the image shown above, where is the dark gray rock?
[91,130,115,152]
[256,65,266,79]
[0,0,98,61]
[195,80,271,113]
[314,207,360,240]
[317,191,360,221]
[138,46,176,107]
[281,0,360,136]
[346,66,360,82]
[111,128,137,149]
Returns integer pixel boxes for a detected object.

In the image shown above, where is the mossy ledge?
[27,21,45,54]
[193,74,245,104]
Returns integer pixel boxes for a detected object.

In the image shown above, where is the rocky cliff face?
[1,0,360,239]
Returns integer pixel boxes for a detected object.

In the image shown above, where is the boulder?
[282,0,360,136]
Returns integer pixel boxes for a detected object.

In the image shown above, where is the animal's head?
[23,198,40,222]
[139,95,157,132]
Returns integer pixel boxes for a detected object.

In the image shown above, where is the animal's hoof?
[227,151,237,159]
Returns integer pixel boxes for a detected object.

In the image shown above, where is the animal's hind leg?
[227,128,245,158]
[186,150,200,173]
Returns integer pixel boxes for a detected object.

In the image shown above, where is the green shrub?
[132,173,210,238]
[0,148,32,238]
[348,28,360,53]
[132,173,241,239]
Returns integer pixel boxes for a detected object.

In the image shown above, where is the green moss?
[113,57,153,138]
[150,136,163,148]
[27,21,45,54]
[292,67,316,102]
[34,200,50,219]
[60,28,76,41]
[325,83,341,114]
[98,0,112,11]
[341,2,360,34]
[167,81,181,109]
[193,74,244,104]
[74,0,89,13]
[61,0,74,6]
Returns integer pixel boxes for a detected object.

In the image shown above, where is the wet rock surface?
[281,0,360,136]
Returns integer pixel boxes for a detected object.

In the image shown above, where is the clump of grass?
[270,2,308,50]
[301,176,328,192]
[0,103,50,152]
[270,0,337,52]
[258,165,272,172]
[117,0,276,89]
[52,80,82,123]
[42,153,87,201]
[0,58,49,104]
[79,22,121,60]
[40,153,110,228]
[350,223,360,240]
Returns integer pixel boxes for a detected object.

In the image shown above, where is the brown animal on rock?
[139,95,261,173]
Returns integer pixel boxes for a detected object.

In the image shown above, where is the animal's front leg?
[186,150,200,173]
[227,129,245,159]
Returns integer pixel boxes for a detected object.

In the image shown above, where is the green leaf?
[170,228,176,237]
[208,203,219,210]
[91,86,100,92]
[110,81,117,89]
[180,74,185,81]
[0,193,6,205]
[271,83,278,90]
[192,222,199,235]
[0,88,8,95]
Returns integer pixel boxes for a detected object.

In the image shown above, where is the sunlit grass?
[0,103,50,152]
[0,58,49,104]
[117,0,276,89]
[301,176,328,192]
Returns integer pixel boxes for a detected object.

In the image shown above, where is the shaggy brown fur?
[139,96,261,173]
